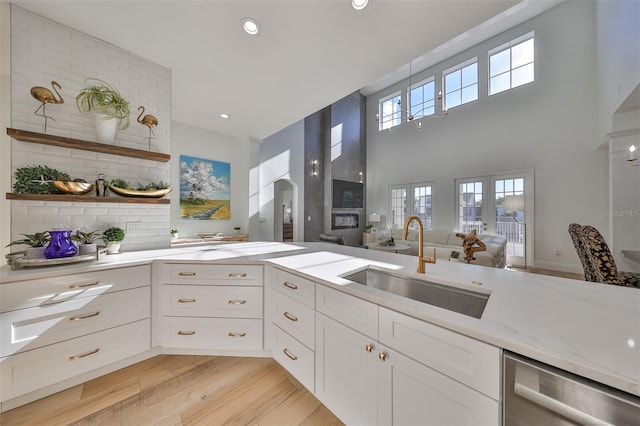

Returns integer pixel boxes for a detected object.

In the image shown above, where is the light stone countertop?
[1,241,638,398]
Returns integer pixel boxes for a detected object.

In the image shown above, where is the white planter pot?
[106,241,121,254]
[79,243,97,256]
[94,111,118,144]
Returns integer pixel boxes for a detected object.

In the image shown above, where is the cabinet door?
[315,312,378,426]
[378,347,500,426]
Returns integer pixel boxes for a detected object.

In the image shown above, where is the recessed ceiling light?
[220,113,230,119]
[241,17,260,35]
[352,0,368,11]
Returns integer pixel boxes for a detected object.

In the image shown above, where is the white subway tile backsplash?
[10,6,172,252]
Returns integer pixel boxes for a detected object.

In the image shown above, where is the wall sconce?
[358,171,363,183]
[628,145,639,167]
[312,159,319,176]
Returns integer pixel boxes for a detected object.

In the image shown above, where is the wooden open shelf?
[7,128,170,162]
[6,193,170,204]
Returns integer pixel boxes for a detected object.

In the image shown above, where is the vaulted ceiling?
[12,0,562,141]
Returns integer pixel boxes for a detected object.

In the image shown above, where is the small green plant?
[13,165,71,194]
[102,227,125,242]
[108,178,131,189]
[73,229,102,244]
[76,78,130,129]
[170,229,178,234]
[6,232,51,248]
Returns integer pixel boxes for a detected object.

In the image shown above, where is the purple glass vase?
[44,230,77,259]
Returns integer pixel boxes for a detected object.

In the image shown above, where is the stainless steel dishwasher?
[504,352,640,425]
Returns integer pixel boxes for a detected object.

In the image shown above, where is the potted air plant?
[76,78,130,143]
[102,226,125,254]
[73,229,102,255]
[6,232,51,259]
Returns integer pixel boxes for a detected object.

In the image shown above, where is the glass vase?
[44,230,78,259]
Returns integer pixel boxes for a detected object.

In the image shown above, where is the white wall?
[366,1,608,273]
[1,3,11,257]
[170,121,250,238]
[8,6,172,252]
[260,120,305,242]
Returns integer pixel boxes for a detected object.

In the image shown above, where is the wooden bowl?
[53,181,95,195]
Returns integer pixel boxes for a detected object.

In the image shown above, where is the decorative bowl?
[108,185,172,198]
[53,181,95,195]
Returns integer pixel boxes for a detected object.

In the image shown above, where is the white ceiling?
[10,0,563,141]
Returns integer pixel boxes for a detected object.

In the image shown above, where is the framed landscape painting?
[179,155,230,220]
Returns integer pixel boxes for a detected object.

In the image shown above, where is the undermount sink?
[343,268,489,319]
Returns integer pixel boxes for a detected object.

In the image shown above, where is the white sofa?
[381,229,508,268]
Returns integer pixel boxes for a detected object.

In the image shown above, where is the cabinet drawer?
[272,269,315,308]
[1,265,150,313]
[272,325,314,393]
[162,285,262,318]
[160,317,262,351]
[316,285,378,339]
[155,263,263,286]
[272,290,315,350]
[1,286,150,357]
[379,307,500,400]
[0,319,150,400]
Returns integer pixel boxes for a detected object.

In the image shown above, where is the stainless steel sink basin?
[343,268,489,319]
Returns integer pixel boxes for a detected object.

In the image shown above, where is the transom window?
[409,77,435,120]
[489,32,535,95]
[378,92,401,131]
[443,59,478,111]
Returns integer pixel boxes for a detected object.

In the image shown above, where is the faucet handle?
[424,247,437,264]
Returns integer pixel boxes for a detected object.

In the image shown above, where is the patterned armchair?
[581,225,640,288]
[568,223,597,282]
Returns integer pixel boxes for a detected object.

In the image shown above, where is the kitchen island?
[1,241,638,416]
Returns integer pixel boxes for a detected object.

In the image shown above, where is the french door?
[455,171,533,268]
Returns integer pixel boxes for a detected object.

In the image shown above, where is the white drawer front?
[1,265,150,313]
[272,269,315,308]
[379,307,500,400]
[161,317,263,351]
[272,325,314,393]
[156,263,263,286]
[0,319,150,400]
[162,285,262,318]
[316,285,378,339]
[272,290,315,350]
[1,287,150,357]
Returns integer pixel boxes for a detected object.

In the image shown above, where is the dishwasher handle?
[514,383,614,426]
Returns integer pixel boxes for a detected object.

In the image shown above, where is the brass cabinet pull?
[177,331,196,336]
[69,348,100,361]
[228,332,246,337]
[378,352,388,362]
[69,311,100,321]
[283,348,298,361]
[228,273,247,278]
[365,343,374,353]
[178,272,196,276]
[178,298,196,303]
[68,281,99,289]
[228,299,247,305]
[282,281,298,290]
[283,311,298,322]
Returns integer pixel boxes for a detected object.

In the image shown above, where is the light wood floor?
[0,355,344,426]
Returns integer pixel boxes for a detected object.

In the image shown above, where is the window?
[409,78,435,120]
[443,59,478,111]
[489,33,535,95]
[378,92,401,131]
[389,183,432,231]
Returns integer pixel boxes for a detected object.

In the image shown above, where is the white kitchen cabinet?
[0,265,152,408]
[315,287,500,426]
[155,262,264,352]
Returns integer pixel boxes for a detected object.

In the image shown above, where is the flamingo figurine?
[30,81,64,133]
[137,106,158,149]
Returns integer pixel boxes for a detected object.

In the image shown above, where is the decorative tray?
[108,185,172,198]
[198,232,225,238]
[6,247,107,270]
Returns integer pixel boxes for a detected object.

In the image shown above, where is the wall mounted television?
[332,179,363,209]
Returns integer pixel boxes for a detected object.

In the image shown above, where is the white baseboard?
[530,260,583,274]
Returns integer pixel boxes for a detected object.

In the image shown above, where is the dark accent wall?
[304,91,366,246]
